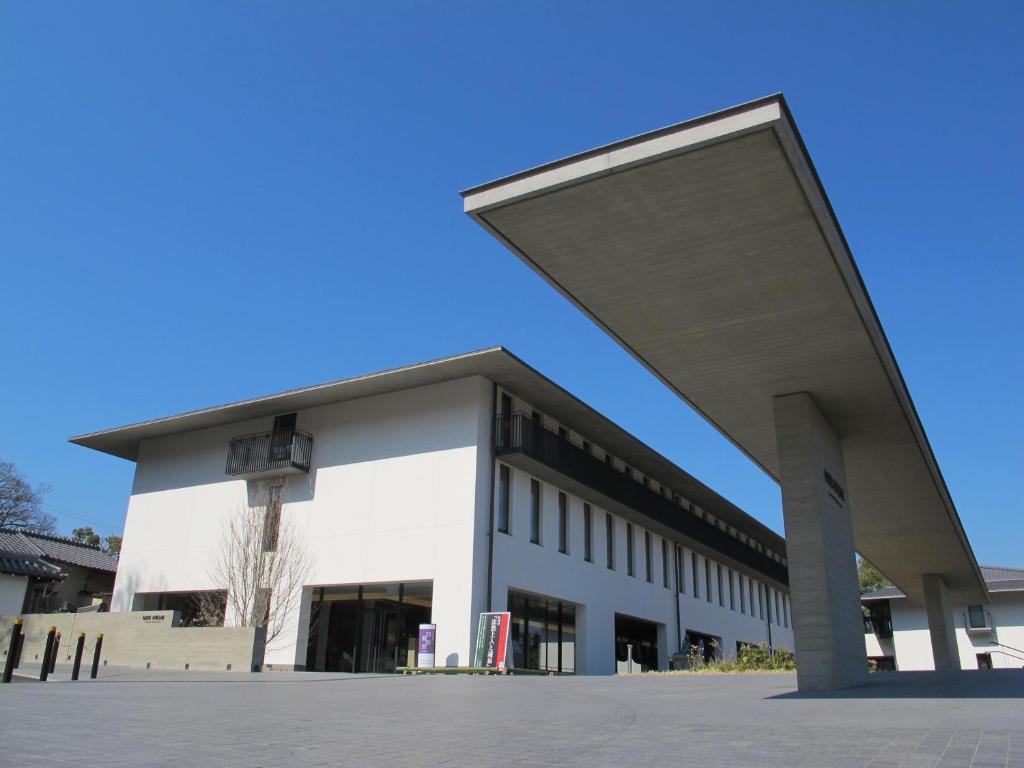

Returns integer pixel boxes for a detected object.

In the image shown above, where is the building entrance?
[615,614,659,672]
[305,581,432,673]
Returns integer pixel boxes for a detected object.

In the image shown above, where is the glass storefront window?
[508,590,576,674]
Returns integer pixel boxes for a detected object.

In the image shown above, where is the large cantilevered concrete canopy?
[463,94,986,689]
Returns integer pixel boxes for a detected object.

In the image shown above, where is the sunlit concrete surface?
[2,667,1022,766]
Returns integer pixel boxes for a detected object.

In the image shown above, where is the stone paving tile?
[0,670,1022,766]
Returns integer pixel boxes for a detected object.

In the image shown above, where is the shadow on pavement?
[770,669,1024,699]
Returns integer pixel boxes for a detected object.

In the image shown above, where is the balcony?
[495,412,788,585]
[225,429,313,478]
[964,607,995,636]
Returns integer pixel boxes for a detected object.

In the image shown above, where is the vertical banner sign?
[417,624,436,668]
[473,612,511,671]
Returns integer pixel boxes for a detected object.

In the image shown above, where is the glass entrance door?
[305,581,432,673]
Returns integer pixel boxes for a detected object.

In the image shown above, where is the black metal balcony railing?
[964,607,995,634]
[495,412,788,585]
[226,429,313,477]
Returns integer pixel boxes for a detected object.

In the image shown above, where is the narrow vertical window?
[262,484,283,552]
[497,464,510,534]
[583,504,592,562]
[558,492,568,554]
[783,594,789,628]
[740,574,747,614]
[626,524,635,577]
[605,514,615,570]
[774,591,781,626]
[717,564,724,607]
[729,570,736,611]
[499,393,512,449]
[691,552,699,599]
[530,479,541,545]
[644,531,652,583]
[661,539,669,588]
[758,582,765,620]
[749,580,756,618]
[704,558,712,603]
[676,545,684,594]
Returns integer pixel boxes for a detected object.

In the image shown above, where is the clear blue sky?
[2,3,1021,567]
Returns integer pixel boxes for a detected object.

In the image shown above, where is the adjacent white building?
[72,347,793,673]
[864,566,1024,671]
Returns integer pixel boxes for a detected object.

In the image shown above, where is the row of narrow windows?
[496,463,790,629]
[500,393,785,567]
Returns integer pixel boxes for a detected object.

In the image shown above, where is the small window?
[717,564,724,607]
[705,558,712,604]
[749,580,756,618]
[739,574,747,614]
[583,504,592,562]
[676,545,684,594]
[729,570,736,611]
[582,440,591,455]
[497,464,511,534]
[662,539,669,588]
[758,582,765,620]
[558,492,568,554]
[558,426,568,442]
[691,552,700,599]
[774,591,781,625]
[605,514,615,570]
[262,485,283,552]
[967,604,987,629]
[530,479,541,545]
[644,531,652,583]
[626,524,635,577]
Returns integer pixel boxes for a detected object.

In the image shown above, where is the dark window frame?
[497,464,511,534]
[626,523,635,577]
[558,492,568,554]
[583,504,592,563]
[530,478,542,545]
[605,513,615,570]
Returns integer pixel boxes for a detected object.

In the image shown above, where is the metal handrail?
[963,609,995,632]
[225,429,313,476]
[495,411,788,584]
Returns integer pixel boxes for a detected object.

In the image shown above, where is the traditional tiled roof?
[0,528,118,573]
[861,564,1024,601]
[0,529,66,581]
[981,565,1024,582]
[0,555,64,580]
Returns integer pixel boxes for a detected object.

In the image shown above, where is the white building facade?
[863,566,1024,671]
[74,348,793,673]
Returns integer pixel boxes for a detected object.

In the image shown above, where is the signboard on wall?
[417,624,436,668]
[473,612,511,671]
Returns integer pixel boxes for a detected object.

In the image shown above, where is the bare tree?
[0,460,56,533]
[199,482,313,647]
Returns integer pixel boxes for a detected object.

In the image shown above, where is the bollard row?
[1,619,105,683]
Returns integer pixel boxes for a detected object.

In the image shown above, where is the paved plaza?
[1,667,1023,767]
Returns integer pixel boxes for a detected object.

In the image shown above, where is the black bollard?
[49,632,61,674]
[2,618,21,683]
[89,633,104,680]
[71,633,86,681]
[39,626,57,682]
[13,629,25,668]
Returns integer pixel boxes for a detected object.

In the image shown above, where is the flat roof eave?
[463,94,986,605]
[70,346,787,554]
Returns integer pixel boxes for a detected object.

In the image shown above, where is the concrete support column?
[774,392,866,691]
[922,573,961,671]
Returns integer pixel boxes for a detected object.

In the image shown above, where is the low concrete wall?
[1,611,265,673]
